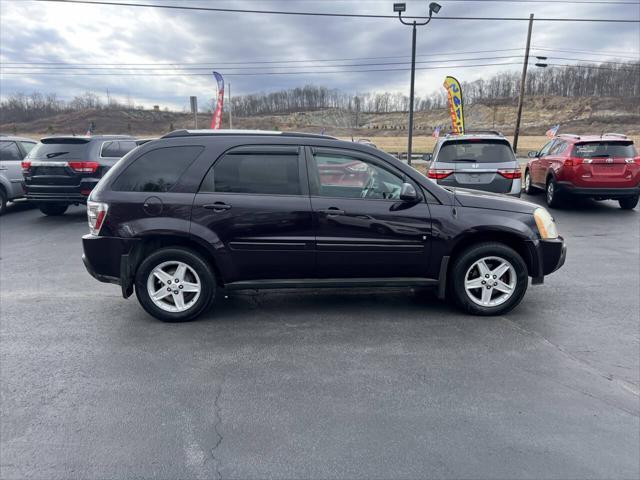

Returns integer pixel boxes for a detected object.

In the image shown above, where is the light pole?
[394,1,441,165]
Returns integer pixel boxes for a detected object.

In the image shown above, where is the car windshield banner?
[443,76,465,135]
[210,71,225,129]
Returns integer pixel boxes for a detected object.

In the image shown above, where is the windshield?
[438,139,515,164]
[26,139,92,160]
[572,142,637,158]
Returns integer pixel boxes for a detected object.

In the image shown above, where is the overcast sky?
[1,0,639,110]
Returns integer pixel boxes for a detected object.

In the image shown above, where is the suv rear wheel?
[39,204,68,216]
[619,195,639,210]
[523,169,536,195]
[450,242,528,316]
[545,178,562,208]
[0,189,7,215]
[134,247,216,322]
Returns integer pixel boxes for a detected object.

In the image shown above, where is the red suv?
[524,133,640,209]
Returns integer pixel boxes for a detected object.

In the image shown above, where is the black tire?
[39,203,68,216]
[134,247,216,322]
[545,177,563,208]
[619,196,639,210]
[450,242,529,316]
[523,169,536,195]
[0,189,6,216]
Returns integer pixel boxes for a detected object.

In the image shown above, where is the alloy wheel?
[547,181,554,204]
[146,260,201,312]
[464,256,517,307]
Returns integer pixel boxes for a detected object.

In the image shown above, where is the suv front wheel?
[450,242,528,316]
[134,247,216,322]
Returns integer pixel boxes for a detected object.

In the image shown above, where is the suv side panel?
[306,146,432,278]
[190,144,315,282]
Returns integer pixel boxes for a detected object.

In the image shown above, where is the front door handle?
[203,202,232,212]
[318,207,345,216]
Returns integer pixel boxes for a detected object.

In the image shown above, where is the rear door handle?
[318,207,345,216]
[203,202,232,212]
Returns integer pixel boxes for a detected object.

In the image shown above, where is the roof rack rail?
[463,130,504,136]
[162,129,337,140]
[558,133,581,140]
[602,132,628,139]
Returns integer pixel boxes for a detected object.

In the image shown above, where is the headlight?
[534,207,558,239]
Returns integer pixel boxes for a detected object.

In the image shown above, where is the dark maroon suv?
[82,130,566,322]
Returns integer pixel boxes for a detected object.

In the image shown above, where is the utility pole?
[190,96,198,128]
[513,13,534,155]
[228,83,233,129]
[394,2,441,166]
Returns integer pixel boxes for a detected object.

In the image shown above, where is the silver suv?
[425,132,522,197]
[0,135,37,214]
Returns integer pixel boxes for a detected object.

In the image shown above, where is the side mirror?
[400,182,419,202]
[528,151,539,158]
[422,153,432,162]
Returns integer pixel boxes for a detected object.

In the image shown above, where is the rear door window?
[19,142,36,155]
[572,142,637,158]
[101,141,121,158]
[0,141,22,161]
[118,141,137,156]
[200,150,301,195]
[112,145,204,192]
[437,139,515,164]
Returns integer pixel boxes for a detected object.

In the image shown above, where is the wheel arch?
[129,234,226,287]
[448,229,535,279]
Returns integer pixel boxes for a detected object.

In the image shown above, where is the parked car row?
[425,131,639,210]
[0,135,37,214]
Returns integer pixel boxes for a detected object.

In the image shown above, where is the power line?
[533,46,640,58]
[0,61,528,76]
[436,0,640,3]
[3,61,638,77]
[33,0,640,22]
[0,55,528,71]
[2,55,636,72]
[0,48,527,66]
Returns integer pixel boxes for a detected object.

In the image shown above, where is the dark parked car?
[82,130,566,322]
[21,135,137,216]
[525,133,640,209]
[0,135,36,214]
[426,132,522,197]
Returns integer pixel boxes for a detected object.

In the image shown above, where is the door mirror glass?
[528,150,539,158]
[399,182,419,202]
[422,152,432,162]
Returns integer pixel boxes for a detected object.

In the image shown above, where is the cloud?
[1,0,638,110]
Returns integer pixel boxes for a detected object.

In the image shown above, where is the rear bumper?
[556,182,640,199]
[82,235,140,295]
[24,179,98,204]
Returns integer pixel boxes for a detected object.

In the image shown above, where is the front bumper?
[555,182,640,199]
[529,237,566,284]
[82,234,140,296]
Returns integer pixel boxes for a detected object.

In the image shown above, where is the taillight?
[68,161,99,173]
[564,157,584,167]
[87,201,109,235]
[497,168,522,180]
[427,169,454,180]
[21,161,31,173]
[624,157,640,166]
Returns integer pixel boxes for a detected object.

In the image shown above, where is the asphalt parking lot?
[1,196,638,480]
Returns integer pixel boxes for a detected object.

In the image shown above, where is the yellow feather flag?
[443,76,465,135]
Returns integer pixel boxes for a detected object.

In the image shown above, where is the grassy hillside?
[2,96,638,155]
